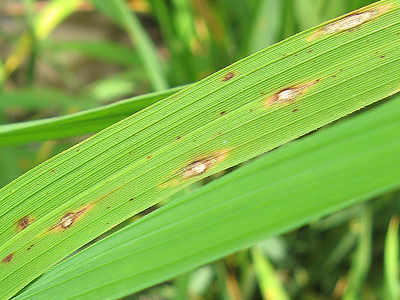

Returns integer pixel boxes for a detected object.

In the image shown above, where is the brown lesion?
[159,150,230,188]
[2,253,14,264]
[265,80,320,107]
[307,3,393,41]
[50,203,94,231]
[222,71,236,82]
[183,150,229,179]
[17,215,35,231]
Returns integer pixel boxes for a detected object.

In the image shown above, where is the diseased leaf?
[1,1,400,298]
[15,90,400,300]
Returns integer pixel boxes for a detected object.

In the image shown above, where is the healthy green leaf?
[0,86,184,147]
[1,1,400,298]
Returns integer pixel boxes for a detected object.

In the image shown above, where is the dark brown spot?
[308,49,313,53]
[27,245,34,251]
[380,55,385,58]
[222,72,236,82]
[51,169,56,173]
[147,155,152,159]
[250,108,254,112]
[130,198,134,201]
[220,111,226,115]
[293,108,298,112]
[2,253,14,263]
[332,75,337,78]
[106,206,110,209]
[176,136,181,140]
[18,216,34,231]
[76,149,80,152]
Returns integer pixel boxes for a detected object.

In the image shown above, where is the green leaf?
[0,86,184,147]
[15,91,400,300]
[1,1,400,298]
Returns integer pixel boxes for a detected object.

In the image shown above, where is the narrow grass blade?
[384,216,400,300]
[1,1,400,298]
[89,0,169,91]
[342,205,372,300]
[16,91,400,300]
[252,246,290,300]
[0,86,184,147]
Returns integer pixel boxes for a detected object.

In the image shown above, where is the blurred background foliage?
[1,0,399,299]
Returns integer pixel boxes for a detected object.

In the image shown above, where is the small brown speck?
[106,206,110,209]
[176,136,181,140]
[380,55,385,58]
[76,149,80,152]
[308,49,313,53]
[27,245,34,251]
[293,109,298,112]
[222,72,236,82]
[332,75,337,78]
[220,111,226,115]
[130,198,134,201]
[51,169,56,173]
[250,108,254,112]
[2,253,14,263]
[147,155,152,159]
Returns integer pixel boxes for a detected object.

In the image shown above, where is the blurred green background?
[1,1,399,299]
